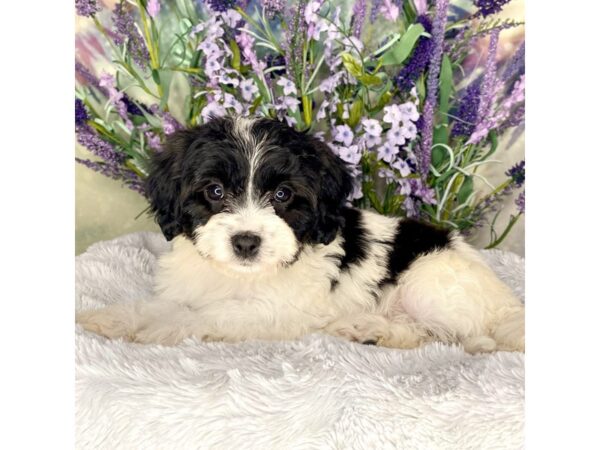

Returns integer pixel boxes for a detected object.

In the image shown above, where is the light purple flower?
[316,100,329,120]
[162,113,183,135]
[282,96,300,112]
[386,126,406,146]
[383,104,403,125]
[391,158,411,177]
[381,0,400,21]
[338,145,362,164]
[413,0,427,14]
[401,122,418,140]
[363,134,382,148]
[239,78,258,102]
[362,118,382,137]
[221,10,242,28]
[285,116,297,127]
[277,77,297,96]
[147,0,160,18]
[319,74,341,94]
[377,141,398,163]
[515,191,525,214]
[333,125,354,147]
[205,58,222,77]
[222,92,243,114]
[399,102,420,122]
[201,101,226,121]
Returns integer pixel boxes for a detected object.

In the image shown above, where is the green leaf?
[341,53,363,78]
[358,72,383,87]
[438,54,453,123]
[380,24,426,66]
[456,176,474,205]
[431,143,447,168]
[151,69,161,85]
[229,39,241,72]
[348,98,364,128]
[433,124,449,147]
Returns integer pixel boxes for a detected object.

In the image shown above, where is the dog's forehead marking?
[231,117,269,207]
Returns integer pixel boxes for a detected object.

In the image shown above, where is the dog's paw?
[76,305,136,341]
[132,325,187,346]
[324,315,391,346]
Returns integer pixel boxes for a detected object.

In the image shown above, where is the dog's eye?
[205,184,224,201]
[273,187,292,203]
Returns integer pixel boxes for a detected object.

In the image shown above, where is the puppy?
[77,116,524,353]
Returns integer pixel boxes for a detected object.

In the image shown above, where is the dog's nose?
[231,232,262,259]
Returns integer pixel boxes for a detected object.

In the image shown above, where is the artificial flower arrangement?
[75,0,524,248]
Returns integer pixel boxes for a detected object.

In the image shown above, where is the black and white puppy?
[77,116,524,353]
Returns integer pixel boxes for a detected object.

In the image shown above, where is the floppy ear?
[309,137,354,245]
[145,131,190,241]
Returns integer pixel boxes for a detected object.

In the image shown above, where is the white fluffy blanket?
[75,232,525,450]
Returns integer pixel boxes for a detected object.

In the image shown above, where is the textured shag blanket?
[75,232,525,450]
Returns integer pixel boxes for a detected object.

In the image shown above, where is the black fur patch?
[339,208,369,270]
[378,219,451,287]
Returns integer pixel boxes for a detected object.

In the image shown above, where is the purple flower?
[112,1,150,69]
[334,125,354,147]
[383,104,403,125]
[419,0,450,178]
[75,0,99,17]
[76,126,124,165]
[391,158,411,177]
[386,126,406,146]
[401,122,418,140]
[262,0,285,18]
[515,191,525,214]
[352,0,366,37]
[377,141,398,163]
[75,60,108,96]
[362,119,382,137]
[502,41,525,84]
[474,0,512,17]
[399,102,419,123]
[277,77,297,96]
[338,145,362,165]
[76,158,145,195]
[206,0,237,12]
[395,15,433,90]
[506,160,525,187]
[239,78,259,102]
[162,113,183,135]
[381,0,400,21]
[147,0,160,18]
[122,96,145,116]
[452,80,481,137]
[75,99,89,126]
[466,29,500,145]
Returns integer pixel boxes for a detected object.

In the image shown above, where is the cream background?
[75,1,524,256]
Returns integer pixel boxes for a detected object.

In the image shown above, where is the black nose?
[231,233,262,259]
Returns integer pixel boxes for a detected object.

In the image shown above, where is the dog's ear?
[145,131,190,241]
[309,137,354,245]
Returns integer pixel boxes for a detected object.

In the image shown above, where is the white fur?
[77,209,524,353]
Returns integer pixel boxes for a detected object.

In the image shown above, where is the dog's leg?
[76,301,211,345]
[391,246,525,353]
[324,313,426,349]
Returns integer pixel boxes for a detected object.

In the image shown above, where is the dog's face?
[145,116,353,274]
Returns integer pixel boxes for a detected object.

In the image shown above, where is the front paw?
[325,315,391,346]
[76,305,136,341]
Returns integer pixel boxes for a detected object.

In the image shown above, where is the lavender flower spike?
[466,29,500,145]
[352,0,367,37]
[419,0,450,180]
[76,0,99,17]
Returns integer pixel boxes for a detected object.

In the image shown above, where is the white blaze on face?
[193,116,300,274]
